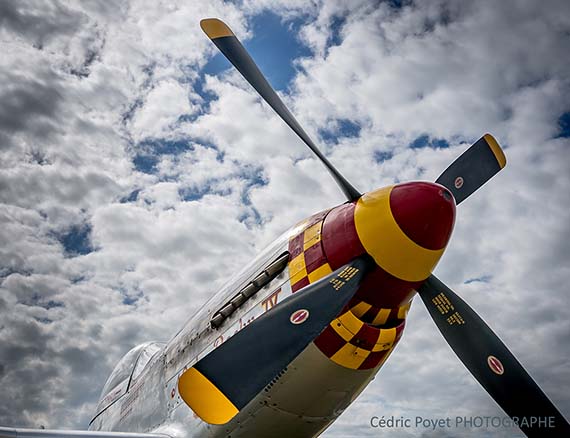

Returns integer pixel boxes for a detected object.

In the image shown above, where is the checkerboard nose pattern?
[287,182,455,370]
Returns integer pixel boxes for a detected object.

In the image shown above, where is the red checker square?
[359,350,389,370]
[314,325,346,358]
[291,276,309,293]
[289,233,305,258]
[394,321,406,341]
[351,324,380,351]
[362,305,382,324]
[303,243,326,273]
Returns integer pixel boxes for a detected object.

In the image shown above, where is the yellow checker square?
[308,263,332,283]
[397,302,411,319]
[372,341,392,353]
[303,222,322,251]
[289,253,307,284]
[331,318,355,342]
[372,308,391,326]
[338,310,364,335]
[351,301,372,318]
[331,344,370,369]
[372,328,396,352]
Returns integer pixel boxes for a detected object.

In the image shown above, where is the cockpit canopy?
[96,342,163,413]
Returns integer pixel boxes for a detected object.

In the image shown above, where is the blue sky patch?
[337,119,361,137]
[34,317,53,324]
[192,73,221,113]
[120,189,141,203]
[133,138,194,174]
[202,51,231,78]
[328,14,347,48]
[320,119,361,144]
[464,275,492,284]
[59,224,93,256]
[374,150,394,163]
[557,112,570,138]
[140,138,192,155]
[0,266,33,278]
[238,166,268,227]
[24,293,65,310]
[133,154,159,174]
[409,135,449,149]
[178,183,228,202]
[410,135,429,149]
[202,11,310,91]
[246,11,311,90]
[122,293,142,306]
[388,0,411,8]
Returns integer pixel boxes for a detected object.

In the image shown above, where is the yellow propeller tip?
[483,133,507,169]
[200,18,234,39]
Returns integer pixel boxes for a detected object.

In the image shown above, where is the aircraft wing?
[0,427,172,438]
[177,256,372,425]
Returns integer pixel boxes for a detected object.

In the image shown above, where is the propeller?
[421,136,569,435]
[435,133,506,205]
[418,275,570,437]
[200,18,361,201]
[201,17,568,436]
[178,256,373,425]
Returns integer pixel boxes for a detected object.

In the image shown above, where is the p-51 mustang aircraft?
[2,18,568,438]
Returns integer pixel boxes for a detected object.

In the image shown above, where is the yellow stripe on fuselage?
[178,367,238,425]
[354,186,444,282]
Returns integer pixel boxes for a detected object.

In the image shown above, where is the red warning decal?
[290,309,310,325]
[454,176,464,189]
[487,355,504,375]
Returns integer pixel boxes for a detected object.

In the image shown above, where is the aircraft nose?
[390,181,456,250]
[354,182,455,282]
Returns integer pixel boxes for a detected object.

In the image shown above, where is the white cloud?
[131,80,195,140]
[1,0,569,436]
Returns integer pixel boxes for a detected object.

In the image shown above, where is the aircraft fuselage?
[88,182,455,437]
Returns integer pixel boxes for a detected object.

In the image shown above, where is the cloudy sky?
[1,0,569,436]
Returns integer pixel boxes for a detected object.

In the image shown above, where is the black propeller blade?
[418,275,570,437]
[178,256,373,425]
[200,18,361,202]
[436,134,506,205]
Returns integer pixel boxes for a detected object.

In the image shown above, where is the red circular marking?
[390,182,456,250]
[487,355,504,375]
[290,309,309,324]
[170,388,176,398]
[454,176,464,189]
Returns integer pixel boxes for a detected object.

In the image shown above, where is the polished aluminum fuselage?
[89,222,396,438]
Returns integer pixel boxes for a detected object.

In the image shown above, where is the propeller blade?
[418,275,570,437]
[178,256,373,425]
[436,134,506,205]
[200,18,361,201]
